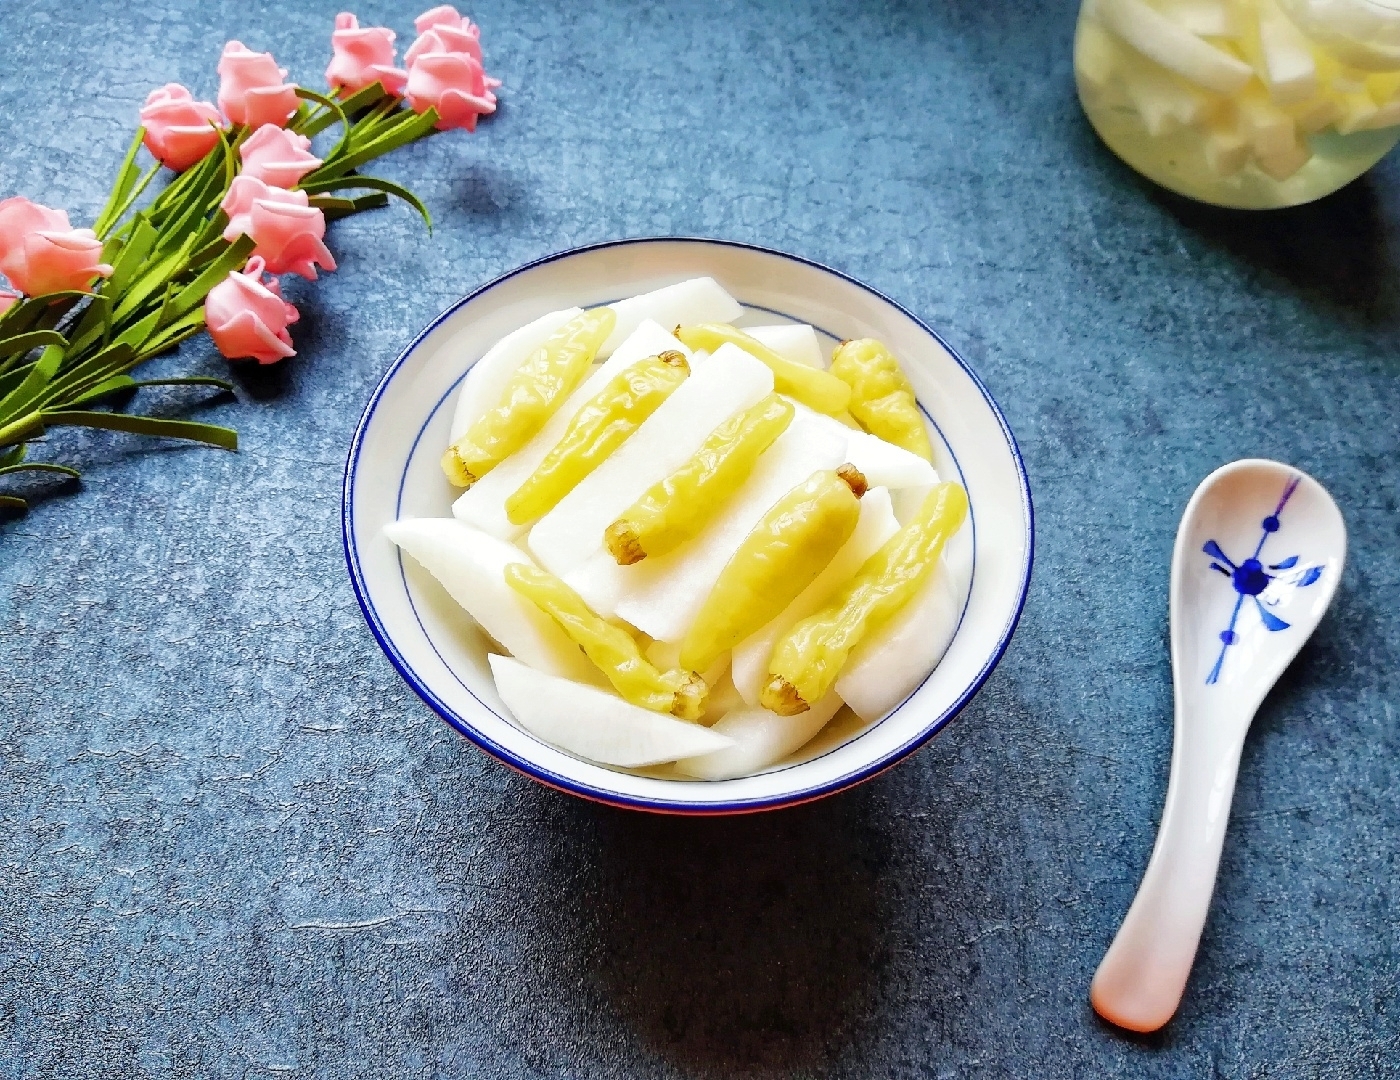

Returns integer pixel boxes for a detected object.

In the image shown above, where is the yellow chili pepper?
[505,351,690,526]
[504,563,707,720]
[675,323,852,417]
[829,338,933,462]
[604,393,795,565]
[679,464,868,674]
[442,307,617,487]
[761,481,967,715]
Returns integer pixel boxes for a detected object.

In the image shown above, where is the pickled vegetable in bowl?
[342,238,1032,813]
[384,276,970,780]
[1075,0,1400,208]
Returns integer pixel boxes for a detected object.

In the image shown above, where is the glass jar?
[1074,0,1400,208]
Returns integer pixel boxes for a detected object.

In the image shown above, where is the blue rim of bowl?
[342,236,1035,814]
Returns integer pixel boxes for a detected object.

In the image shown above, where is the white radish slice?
[1204,126,1250,177]
[796,405,939,490]
[674,692,844,781]
[1239,93,1299,157]
[1291,96,1344,135]
[744,324,825,369]
[1158,0,1240,39]
[1358,98,1400,132]
[568,412,847,642]
[1075,19,1124,96]
[845,429,939,489]
[1255,1,1319,106]
[644,639,729,689]
[1255,137,1311,181]
[699,666,746,727]
[527,343,774,578]
[601,277,742,357]
[731,488,900,707]
[448,306,584,444]
[383,518,596,684]
[1121,62,1214,137]
[891,483,935,527]
[489,654,734,767]
[835,554,963,723]
[451,320,691,540]
[1337,91,1381,135]
[1094,0,1253,94]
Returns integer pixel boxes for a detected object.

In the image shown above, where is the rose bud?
[217,41,299,129]
[204,254,299,364]
[326,13,408,96]
[0,197,113,297]
[139,84,224,171]
[220,176,336,280]
[239,124,322,188]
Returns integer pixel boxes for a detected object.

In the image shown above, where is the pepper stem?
[836,463,868,499]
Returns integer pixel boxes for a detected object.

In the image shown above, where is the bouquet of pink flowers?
[0,5,499,513]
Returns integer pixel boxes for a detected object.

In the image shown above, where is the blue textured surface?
[1,1,1397,1077]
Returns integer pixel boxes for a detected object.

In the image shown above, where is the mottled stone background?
[1,1,1397,1077]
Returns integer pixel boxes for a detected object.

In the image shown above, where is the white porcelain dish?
[342,238,1033,814]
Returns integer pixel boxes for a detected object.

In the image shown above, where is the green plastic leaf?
[43,410,238,451]
[95,127,147,237]
[64,293,114,357]
[112,245,188,324]
[68,374,137,406]
[136,310,208,361]
[309,107,439,182]
[100,160,161,241]
[295,85,353,159]
[0,330,67,359]
[299,175,432,232]
[0,410,45,449]
[0,292,90,344]
[164,234,254,324]
[0,443,26,468]
[107,216,159,299]
[301,82,388,138]
[319,193,391,221]
[0,344,65,428]
[0,462,81,480]
[0,495,29,512]
[44,342,139,404]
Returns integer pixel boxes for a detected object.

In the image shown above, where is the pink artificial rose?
[405,5,500,89]
[405,12,482,68]
[204,255,299,364]
[0,289,18,315]
[220,176,336,280]
[217,41,300,129]
[139,84,223,171]
[0,197,113,297]
[239,124,322,188]
[326,13,408,96]
[405,50,497,131]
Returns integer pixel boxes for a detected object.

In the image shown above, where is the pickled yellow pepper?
[604,394,795,565]
[761,481,968,715]
[442,308,617,488]
[679,464,868,674]
[675,324,852,417]
[505,351,690,526]
[829,338,933,462]
[503,564,707,720]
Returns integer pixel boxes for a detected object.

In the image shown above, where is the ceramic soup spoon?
[1091,459,1346,1033]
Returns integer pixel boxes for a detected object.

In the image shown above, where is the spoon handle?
[1089,715,1247,1032]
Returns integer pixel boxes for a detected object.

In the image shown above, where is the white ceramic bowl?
[342,238,1033,813]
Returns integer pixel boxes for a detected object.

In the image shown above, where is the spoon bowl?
[1090,459,1345,1032]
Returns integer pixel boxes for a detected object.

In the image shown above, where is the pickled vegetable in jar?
[1074,0,1400,208]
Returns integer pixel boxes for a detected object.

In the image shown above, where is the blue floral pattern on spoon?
[1202,475,1325,685]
